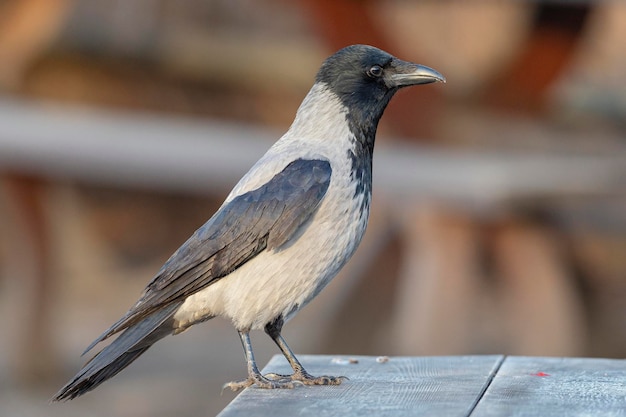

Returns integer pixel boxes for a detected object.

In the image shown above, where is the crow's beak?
[388,60,446,88]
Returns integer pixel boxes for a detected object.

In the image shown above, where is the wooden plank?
[391,207,483,355]
[218,355,504,417]
[0,98,273,194]
[0,98,624,203]
[491,223,586,356]
[471,356,626,417]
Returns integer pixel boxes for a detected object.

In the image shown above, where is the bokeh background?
[0,1,625,416]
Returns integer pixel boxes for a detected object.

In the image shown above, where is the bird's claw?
[222,372,346,392]
[222,378,254,393]
[265,371,347,386]
[222,375,304,393]
[263,372,291,381]
[293,373,348,386]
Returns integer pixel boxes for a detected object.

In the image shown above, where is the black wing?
[84,158,331,353]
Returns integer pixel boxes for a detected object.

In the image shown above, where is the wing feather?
[84,158,332,353]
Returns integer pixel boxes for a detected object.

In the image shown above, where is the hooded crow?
[53,44,445,400]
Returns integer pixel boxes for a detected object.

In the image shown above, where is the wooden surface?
[218,355,626,417]
[219,355,502,417]
[1,98,624,203]
[472,356,626,417]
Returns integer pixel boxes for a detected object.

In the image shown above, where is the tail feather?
[53,347,150,401]
[52,302,181,401]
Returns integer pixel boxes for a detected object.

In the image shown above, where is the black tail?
[52,302,181,401]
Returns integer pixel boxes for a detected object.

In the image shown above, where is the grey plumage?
[53,44,444,401]
[82,158,332,354]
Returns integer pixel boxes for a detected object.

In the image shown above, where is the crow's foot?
[264,371,347,386]
[222,375,303,392]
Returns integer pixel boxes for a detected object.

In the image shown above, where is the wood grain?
[218,355,504,417]
[219,356,626,416]
[472,356,626,417]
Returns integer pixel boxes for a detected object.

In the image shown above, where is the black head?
[314,45,444,216]
[315,44,445,132]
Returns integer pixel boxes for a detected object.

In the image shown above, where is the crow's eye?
[367,65,383,78]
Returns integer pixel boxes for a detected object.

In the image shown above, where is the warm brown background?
[1,1,625,416]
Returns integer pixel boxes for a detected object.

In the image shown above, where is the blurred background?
[0,0,625,416]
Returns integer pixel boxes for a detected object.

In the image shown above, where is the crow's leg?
[263,319,346,386]
[223,330,302,392]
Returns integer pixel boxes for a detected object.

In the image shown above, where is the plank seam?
[466,355,506,417]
